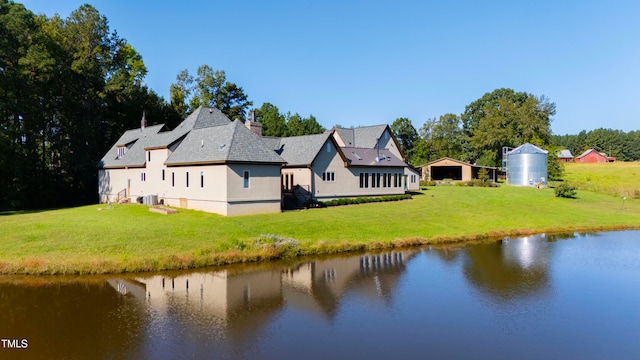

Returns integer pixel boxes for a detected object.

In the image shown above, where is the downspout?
[308,164,315,200]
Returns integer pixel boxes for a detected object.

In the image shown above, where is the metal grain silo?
[506,143,548,186]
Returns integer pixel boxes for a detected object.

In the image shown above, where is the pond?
[1,231,639,359]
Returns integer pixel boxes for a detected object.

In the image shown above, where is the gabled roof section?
[508,143,548,155]
[576,148,608,159]
[272,133,334,166]
[145,107,231,149]
[557,149,573,158]
[98,124,165,168]
[192,106,233,129]
[334,125,389,148]
[164,120,285,166]
[342,147,406,167]
[334,127,355,147]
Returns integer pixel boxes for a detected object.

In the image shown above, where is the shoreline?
[2,184,640,276]
[2,224,638,275]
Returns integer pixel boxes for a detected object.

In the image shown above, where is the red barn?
[575,149,616,163]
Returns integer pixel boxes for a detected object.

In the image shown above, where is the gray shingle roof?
[335,127,355,146]
[335,125,388,148]
[146,107,231,149]
[557,149,573,158]
[342,147,407,167]
[260,137,282,152]
[98,124,165,168]
[272,133,333,166]
[98,107,260,169]
[165,120,285,165]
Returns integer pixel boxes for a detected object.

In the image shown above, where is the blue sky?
[20,0,640,135]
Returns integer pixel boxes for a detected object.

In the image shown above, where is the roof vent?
[201,139,204,147]
[209,108,213,113]
[219,144,226,151]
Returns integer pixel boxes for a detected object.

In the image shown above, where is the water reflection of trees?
[0,276,146,359]
[427,233,579,302]
[463,234,560,301]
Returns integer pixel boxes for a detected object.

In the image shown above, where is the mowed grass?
[1,183,639,274]
[562,161,640,198]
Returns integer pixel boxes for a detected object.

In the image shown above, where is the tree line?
[390,87,640,175]
[2,1,637,211]
[0,1,322,210]
[552,129,640,162]
[391,88,558,168]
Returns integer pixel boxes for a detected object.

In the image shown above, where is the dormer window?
[117,146,126,159]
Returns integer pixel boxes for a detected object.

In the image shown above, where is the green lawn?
[562,161,640,198]
[2,184,639,274]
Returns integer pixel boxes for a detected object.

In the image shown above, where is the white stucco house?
[97,107,420,216]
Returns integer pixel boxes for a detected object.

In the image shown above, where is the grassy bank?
[1,185,639,274]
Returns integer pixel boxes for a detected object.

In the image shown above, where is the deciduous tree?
[170,65,252,121]
[462,88,555,166]
[391,117,418,161]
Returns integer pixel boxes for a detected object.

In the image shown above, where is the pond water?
[1,231,639,359]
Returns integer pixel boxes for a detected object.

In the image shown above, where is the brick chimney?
[245,109,262,137]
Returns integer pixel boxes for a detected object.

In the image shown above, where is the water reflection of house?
[106,250,419,340]
[109,268,283,343]
[282,250,419,319]
[137,269,282,321]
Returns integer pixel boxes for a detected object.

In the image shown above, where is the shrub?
[455,180,498,188]
[319,194,412,207]
[477,168,490,182]
[420,180,437,187]
[555,183,577,198]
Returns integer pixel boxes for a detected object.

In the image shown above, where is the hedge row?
[308,194,412,208]
[454,180,499,188]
